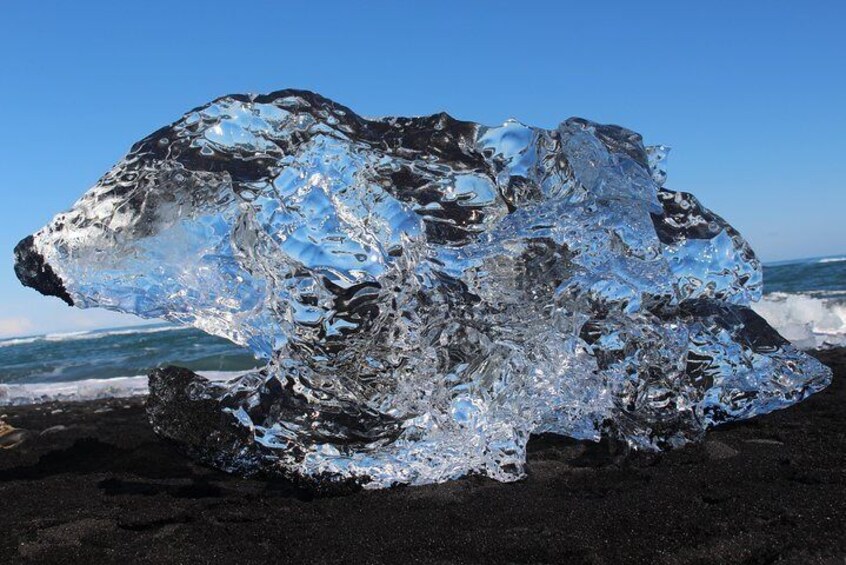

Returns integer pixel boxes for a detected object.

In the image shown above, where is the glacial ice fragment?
[14,90,831,489]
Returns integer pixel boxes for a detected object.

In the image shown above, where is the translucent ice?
[14,90,831,489]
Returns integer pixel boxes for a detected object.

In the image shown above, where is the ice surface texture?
[14,90,831,489]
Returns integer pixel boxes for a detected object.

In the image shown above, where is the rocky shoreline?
[1,348,844,563]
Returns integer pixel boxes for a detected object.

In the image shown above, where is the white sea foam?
[0,324,189,348]
[752,292,846,350]
[0,370,249,406]
[44,324,188,341]
[818,257,846,264]
[0,336,41,348]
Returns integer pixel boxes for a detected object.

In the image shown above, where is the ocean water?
[1,254,844,405]
[752,255,846,350]
[0,325,259,405]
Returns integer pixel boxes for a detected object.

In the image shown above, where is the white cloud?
[0,317,36,339]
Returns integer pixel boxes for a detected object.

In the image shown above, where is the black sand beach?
[1,348,844,564]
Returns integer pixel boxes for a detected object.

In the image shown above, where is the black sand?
[1,349,844,564]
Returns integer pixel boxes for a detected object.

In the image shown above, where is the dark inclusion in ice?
[14,90,831,489]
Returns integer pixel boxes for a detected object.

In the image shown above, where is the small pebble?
[705,440,739,460]
[40,425,68,436]
[743,438,784,446]
[0,420,30,449]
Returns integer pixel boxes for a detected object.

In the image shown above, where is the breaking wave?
[752,292,846,350]
[0,324,187,348]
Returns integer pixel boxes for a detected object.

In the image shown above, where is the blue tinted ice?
[15,90,831,489]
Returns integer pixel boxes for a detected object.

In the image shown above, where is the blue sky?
[1,1,844,337]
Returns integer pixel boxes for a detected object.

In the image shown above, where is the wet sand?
[1,349,844,564]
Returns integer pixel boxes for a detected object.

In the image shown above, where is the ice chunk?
[14,90,831,489]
